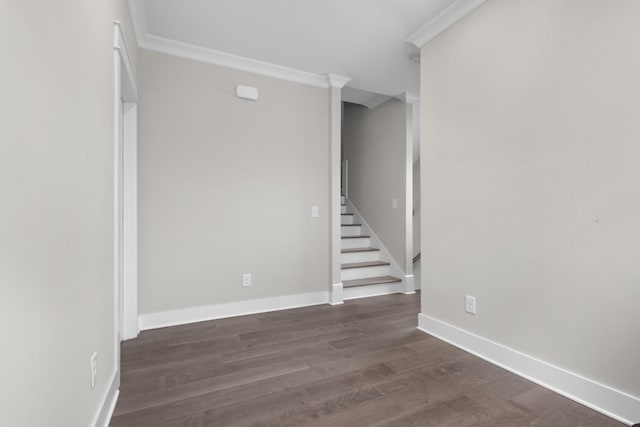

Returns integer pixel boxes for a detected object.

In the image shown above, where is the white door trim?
[113,21,139,343]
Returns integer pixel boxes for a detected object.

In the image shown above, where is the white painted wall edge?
[139,291,330,330]
[91,369,119,427]
[406,0,487,48]
[418,313,640,426]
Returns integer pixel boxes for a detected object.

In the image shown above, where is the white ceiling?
[138,0,458,97]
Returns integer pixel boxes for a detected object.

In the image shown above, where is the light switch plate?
[311,206,319,217]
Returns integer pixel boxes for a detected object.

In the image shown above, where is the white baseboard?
[343,282,404,301]
[139,291,329,330]
[92,369,119,427]
[418,314,640,426]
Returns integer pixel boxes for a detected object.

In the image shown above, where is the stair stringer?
[343,197,407,300]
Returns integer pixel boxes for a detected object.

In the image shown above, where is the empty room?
[2,0,639,426]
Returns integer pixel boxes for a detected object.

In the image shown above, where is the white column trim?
[328,76,349,306]
[113,22,139,341]
[113,21,137,100]
[403,274,416,295]
[327,74,351,89]
[404,98,414,280]
[330,283,344,305]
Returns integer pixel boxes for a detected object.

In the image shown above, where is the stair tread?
[341,235,370,239]
[341,224,362,227]
[341,247,380,253]
[341,213,354,216]
[341,261,390,270]
[343,275,402,288]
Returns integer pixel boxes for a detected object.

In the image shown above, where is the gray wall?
[0,1,137,426]
[342,100,408,267]
[138,50,330,314]
[421,0,640,397]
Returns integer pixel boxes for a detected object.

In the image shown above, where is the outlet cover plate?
[242,273,252,287]
[465,295,476,315]
[90,351,98,389]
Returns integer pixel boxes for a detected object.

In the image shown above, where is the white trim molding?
[113,21,137,99]
[403,274,416,295]
[362,94,391,109]
[114,21,139,341]
[139,291,330,330]
[142,34,331,88]
[394,92,420,105]
[418,314,640,426]
[330,283,344,305]
[91,369,119,427]
[406,0,487,48]
[127,1,351,89]
[326,74,351,89]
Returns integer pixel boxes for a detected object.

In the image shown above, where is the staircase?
[340,195,402,297]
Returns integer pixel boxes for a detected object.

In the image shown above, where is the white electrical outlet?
[465,295,477,315]
[90,351,98,389]
[242,273,252,287]
[311,206,319,217]
[392,198,398,209]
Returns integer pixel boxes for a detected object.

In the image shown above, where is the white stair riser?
[341,215,354,225]
[343,282,403,300]
[341,226,362,237]
[341,265,391,281]
[341,251,380,264]
[341,237,371,249]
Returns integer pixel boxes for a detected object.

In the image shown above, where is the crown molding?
[326,74,351,89]
[127,0,349,89]
[363,94,391,109]
[406,0,487,48]
[143,35,331,88]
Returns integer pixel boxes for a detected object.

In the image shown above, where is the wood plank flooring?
[111,293,623,427]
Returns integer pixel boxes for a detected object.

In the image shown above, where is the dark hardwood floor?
[111,293,622,427]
